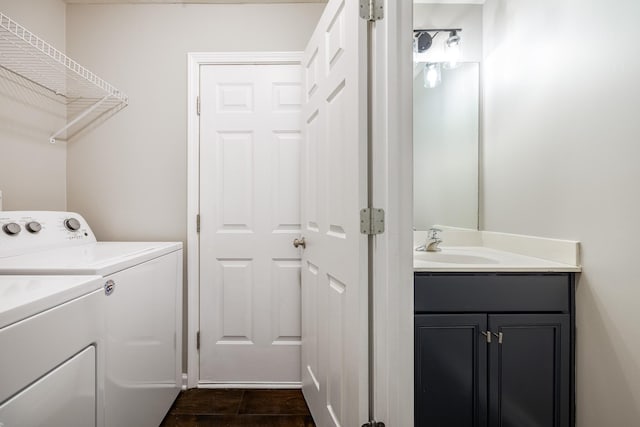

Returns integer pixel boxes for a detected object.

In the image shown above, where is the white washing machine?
[0,211,182,427]
[0,275,104,427]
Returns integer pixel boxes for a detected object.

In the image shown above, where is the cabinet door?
[415,314,488,427]
[488,314,570,427]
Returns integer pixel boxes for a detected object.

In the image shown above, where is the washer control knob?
[25,221,42,234]
[2,222,21,236]
[64,218,81,232]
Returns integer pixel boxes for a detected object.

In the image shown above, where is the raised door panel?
[302,261,321,393]
[415,314,488,427]
[488,314,570,427]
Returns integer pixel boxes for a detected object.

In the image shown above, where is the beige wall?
[65,3,323,242]
[0,0,67,211]
[482,0,640,424]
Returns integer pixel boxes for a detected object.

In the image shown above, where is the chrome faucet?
[415,227,443,252]
[426,228,443,252]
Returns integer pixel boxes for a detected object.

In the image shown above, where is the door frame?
[186,52,303,388]
[370,1,414,425]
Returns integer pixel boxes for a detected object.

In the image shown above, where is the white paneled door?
[197,0,368,418]
[301,0,369,426]
[199,63,303,385]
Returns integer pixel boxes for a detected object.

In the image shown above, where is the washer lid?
[0,241,182,276]
[0,276,103,328]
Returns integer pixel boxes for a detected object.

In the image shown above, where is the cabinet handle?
[480,331,492,343]
[492,332,503,344]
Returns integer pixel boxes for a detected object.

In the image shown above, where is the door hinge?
[360,208,385,235]
[196,214,201,233]
[359,0,384,21]
[362,422,385,427]
[196,95,201,116]
[196,331,200,350]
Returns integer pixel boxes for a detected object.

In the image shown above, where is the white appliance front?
[0,212,182,427]
[0,275,104,427]
[101,249,182,427]
[0,346,97,427]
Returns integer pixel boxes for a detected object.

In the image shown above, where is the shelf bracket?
[49,94,112,144]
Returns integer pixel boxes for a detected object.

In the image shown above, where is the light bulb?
[423,63,442,89]
[444,31,462,69]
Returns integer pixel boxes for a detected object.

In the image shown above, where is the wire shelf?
[0,12,128,142]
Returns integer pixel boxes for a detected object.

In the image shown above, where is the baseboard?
[197,382,302,389]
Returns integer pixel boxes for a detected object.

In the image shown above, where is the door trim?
[370,1,414,425]
[187,51,303,388]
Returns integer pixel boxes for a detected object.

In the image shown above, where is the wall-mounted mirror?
[413,61,479,230]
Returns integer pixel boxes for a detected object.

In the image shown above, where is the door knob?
[293,237,306,249]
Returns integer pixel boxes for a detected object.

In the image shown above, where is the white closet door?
[300,0,369,425]
[199,63,303,385]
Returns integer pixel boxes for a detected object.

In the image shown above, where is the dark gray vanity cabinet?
[415,313,488,426]
[415,273,575,427]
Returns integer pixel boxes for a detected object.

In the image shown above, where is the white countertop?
[413,246,581,272]
[413,229,582,272]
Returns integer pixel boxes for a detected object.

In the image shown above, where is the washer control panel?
[0,211,97,258]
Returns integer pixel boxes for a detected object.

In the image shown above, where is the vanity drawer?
[414,273,571,313]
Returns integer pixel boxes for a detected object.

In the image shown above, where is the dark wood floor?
[160,389,316,427]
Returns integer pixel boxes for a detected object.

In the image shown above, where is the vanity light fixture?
[413,28,463,68]
[414,28,463,88]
